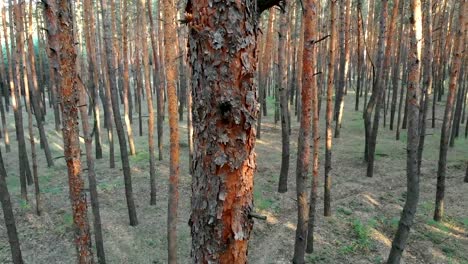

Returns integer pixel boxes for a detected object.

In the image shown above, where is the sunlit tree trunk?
[23,0,40,215]
[187,0,279,261]
[25,0,54,167]
[293,0,316,261]
[12,0,32,199]
[0,2,11,153]
[306,1,320,252]
[44,0,94,262]
[162,0,180,262]
[120,0,135,156]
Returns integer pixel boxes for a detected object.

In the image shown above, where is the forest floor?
[0,93,467,264]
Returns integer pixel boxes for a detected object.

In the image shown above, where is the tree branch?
[258,0,283,15]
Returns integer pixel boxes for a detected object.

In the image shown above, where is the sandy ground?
[0,94,467,264]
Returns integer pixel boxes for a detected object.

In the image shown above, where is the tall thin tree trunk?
[120,0,136,156]
[12,0,32,199]
[387,0,422,262]
[365,0,388,178]
[44,0,94,261]
[278,6,290,193]
[324,0,337,217]
[334,0,346,138]
[434,0,465,222]
[306,3,319,252]
[417,0,433,174]
[293,0,316,261]
[78,80,106,264]
[162,0,180,262]
[100,0,138,226]
[390,2,405,131]
[0,148,23,264]
[147,0,164,161]
[138,0,157,206]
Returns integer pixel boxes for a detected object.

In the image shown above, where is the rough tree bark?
[186,0,280,261]
[387,0,422,262]
[44,0,94,262]
[293,0,316,261]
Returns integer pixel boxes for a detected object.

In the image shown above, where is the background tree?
[434,0,465,222]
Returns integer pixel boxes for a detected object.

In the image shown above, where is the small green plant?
[345,218,377,253]
[337,207,353,216]
[306,251,331,263]
[63,213,73,226]
[427,219,451,232]
[373,255,383,264]
[19,199,30,210]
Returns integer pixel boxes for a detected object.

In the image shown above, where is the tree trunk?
[147,0,164,161]
[24,4,41,214]
[44,0,94,262]
[390,2,405,131]
[334,0,347,138]
[417,0,433,174]
[162,0,180,262]
[100,0,138,226]
[0,148,23,264]
[306,1,320,252]
[0,2,9,152]
[12,0,32,200]
[257,10,275,139]
[434,0,465,222]
[25,0,54,168]
[387,0,422,262]
[187,0,270,261]
[138,0,157,206]
[293,0,316,261]
[78,79,106,264]
[324,0,337,217]
[365,0,388,178]
[278,5,290,193]
[120,0,136,156]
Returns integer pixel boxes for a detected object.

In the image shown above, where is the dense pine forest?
[0,0,466,263]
